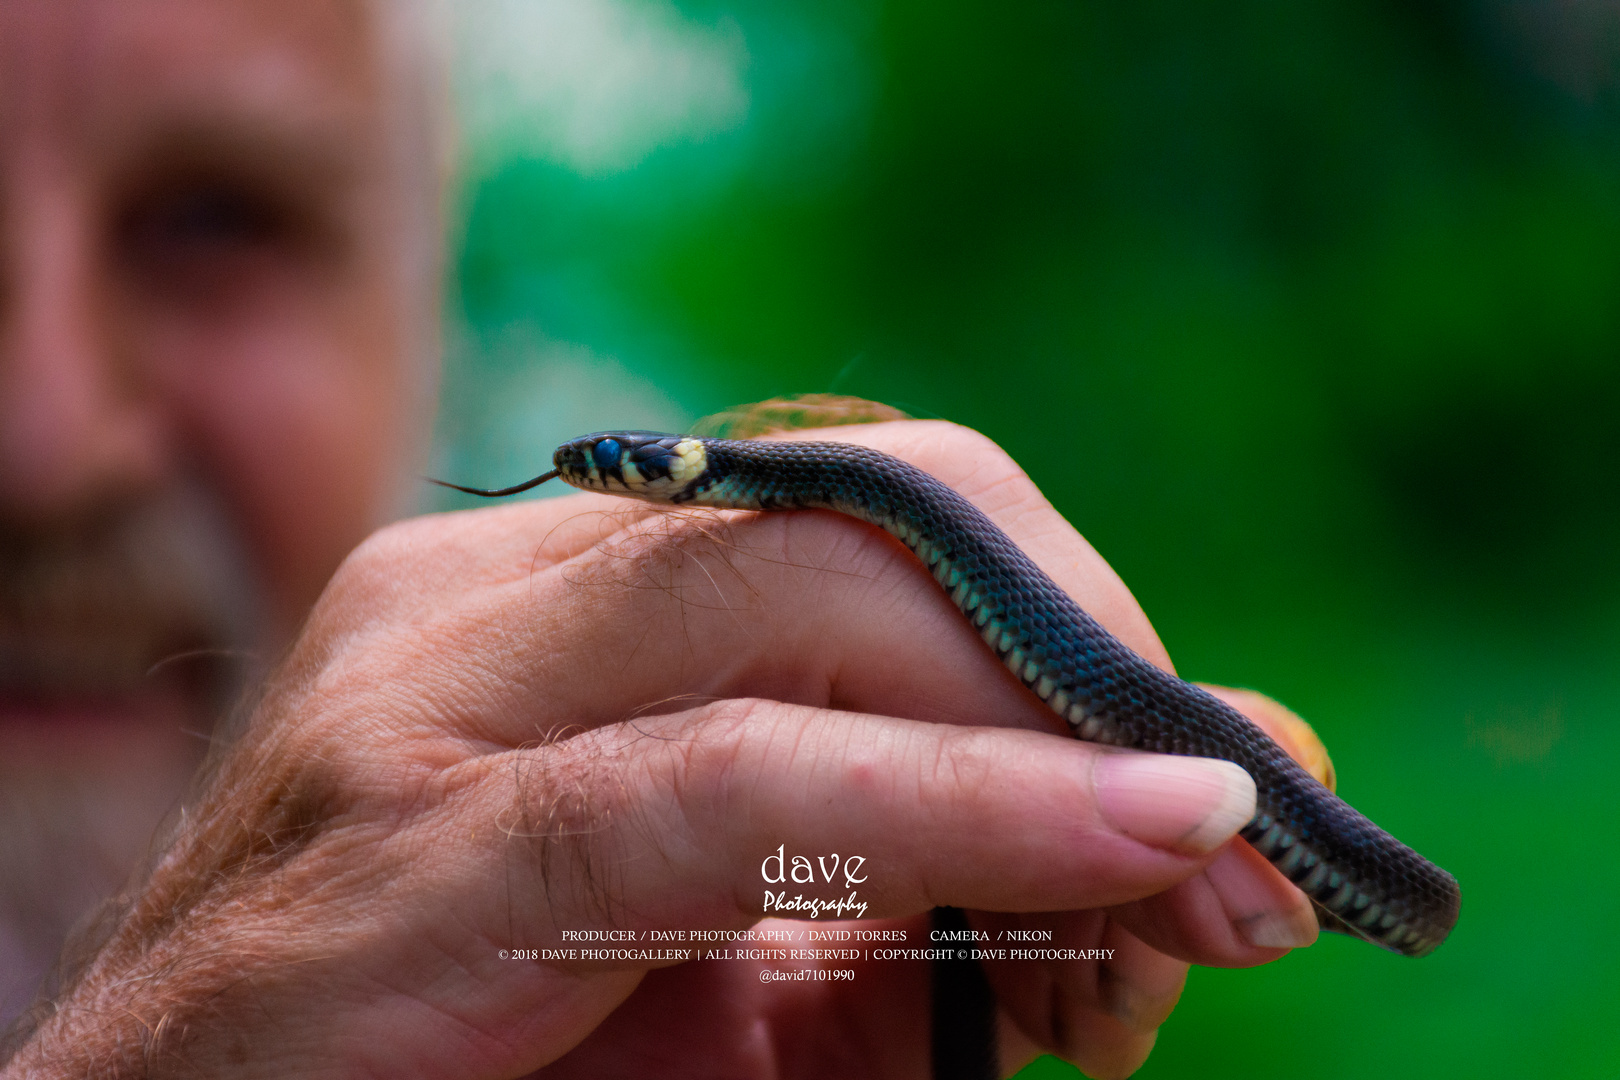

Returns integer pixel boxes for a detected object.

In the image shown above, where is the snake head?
[552,431,709,501]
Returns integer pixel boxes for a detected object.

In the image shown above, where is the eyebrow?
[102,107,373,196]
[96,106,386,259]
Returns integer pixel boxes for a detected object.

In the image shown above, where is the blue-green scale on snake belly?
[439,431,1461,955]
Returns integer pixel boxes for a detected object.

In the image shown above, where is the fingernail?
[1236,906,1320,949]
[1092,753,1256,855]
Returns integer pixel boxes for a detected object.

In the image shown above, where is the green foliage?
[439,1,1620,1074]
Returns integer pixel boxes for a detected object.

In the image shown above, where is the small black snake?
[433,430,1460,1066]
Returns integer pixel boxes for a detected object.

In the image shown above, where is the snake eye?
[591,438,622,469]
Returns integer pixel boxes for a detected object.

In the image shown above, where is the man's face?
[0,0,423,721]
[0,0,428,1010]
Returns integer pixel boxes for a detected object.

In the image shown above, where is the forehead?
[0,0,385,160]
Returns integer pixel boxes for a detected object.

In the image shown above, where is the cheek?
[147,283,409,634]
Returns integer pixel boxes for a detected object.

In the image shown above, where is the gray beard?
[0,724,202,1028]
[0,477,269,1032]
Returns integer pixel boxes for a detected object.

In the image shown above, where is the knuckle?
[926,726,1002,816]
[495,703,778,917]
[666,698,777,807]
[495,737,637,918]
[329,517,436,597]
[636,699,814,865]
[312,521,427,631]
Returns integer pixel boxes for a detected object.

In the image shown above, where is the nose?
[0,161,168,527]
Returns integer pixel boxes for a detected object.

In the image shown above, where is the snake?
[434,429,1460,1077]
[431,430,1462,959]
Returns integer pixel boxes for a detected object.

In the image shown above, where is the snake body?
[436,431,1461,957]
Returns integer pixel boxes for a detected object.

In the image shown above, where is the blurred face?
[0,0,422,717]
[0,0,430,1010]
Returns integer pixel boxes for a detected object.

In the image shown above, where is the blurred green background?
[430,1,1620,1076]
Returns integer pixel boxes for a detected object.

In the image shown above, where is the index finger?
[333,420,1170,750]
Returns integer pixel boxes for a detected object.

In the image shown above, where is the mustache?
[0,480,265,700]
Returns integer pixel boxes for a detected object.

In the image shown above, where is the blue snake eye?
[591,438,622,469]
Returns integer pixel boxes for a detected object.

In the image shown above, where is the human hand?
[5,422,1320,1079]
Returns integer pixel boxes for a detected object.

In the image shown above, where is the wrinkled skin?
[8,422,1320,1079]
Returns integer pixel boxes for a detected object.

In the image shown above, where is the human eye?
[109,137,348,306]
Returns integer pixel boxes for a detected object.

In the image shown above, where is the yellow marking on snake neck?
[670,439,706,483]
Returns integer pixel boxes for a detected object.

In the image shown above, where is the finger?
[1109,839,1318,964]
[773,421,1174,672]
[1106,685,1328,965]
[977,680,1328,1048]
[1199,683,1336,789]
[981,910,1188,1080]
[323,421,1173,752]
[432,699,1259,943]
